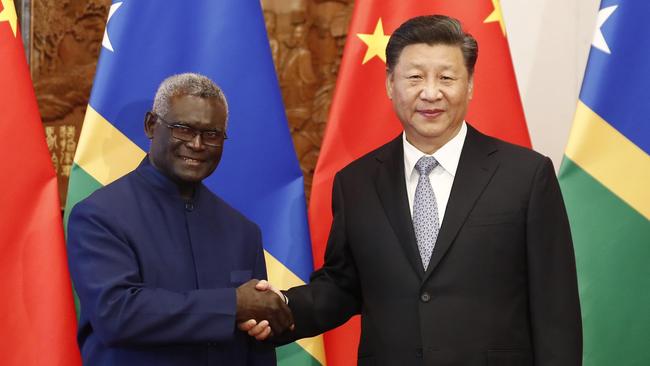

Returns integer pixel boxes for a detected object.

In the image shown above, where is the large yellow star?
[0,0,17,37]
[484,0,506,36]
[357,18,391,64]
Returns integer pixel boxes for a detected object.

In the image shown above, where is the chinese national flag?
[0,1,81,365]
[309,1,530,364]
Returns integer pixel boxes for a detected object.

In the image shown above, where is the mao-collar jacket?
[67,158,275,366]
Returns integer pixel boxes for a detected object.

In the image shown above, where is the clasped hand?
[236,279,292,340]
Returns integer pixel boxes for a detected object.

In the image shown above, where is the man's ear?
[468,75,474,100]
[144,112,156,139]
[385,71,394,100]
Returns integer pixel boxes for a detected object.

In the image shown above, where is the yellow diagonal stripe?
[265,251,326,365]
[75,105,145,185]
[565,101,650,219]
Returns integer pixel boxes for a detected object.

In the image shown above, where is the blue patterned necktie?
[413,156,440,271]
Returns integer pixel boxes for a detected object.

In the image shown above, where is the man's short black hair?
[386,15,478,76]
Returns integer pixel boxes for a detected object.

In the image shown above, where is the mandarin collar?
[135,156,203,201]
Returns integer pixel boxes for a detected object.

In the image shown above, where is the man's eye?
[408,75,422,80]
[174,125,191,132]
[204,131,219,138]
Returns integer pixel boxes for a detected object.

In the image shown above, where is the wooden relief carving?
[31,0,110,206]
[30,0,353,205]
[262,0,353,199]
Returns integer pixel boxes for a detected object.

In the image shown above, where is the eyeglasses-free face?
[152,113,228,147]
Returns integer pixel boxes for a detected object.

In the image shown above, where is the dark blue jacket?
[67,158,275,365]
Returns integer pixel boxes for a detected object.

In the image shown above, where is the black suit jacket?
[283,125,582,365]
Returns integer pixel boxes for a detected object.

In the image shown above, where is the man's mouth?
[417,108,444,118]
[180,156,203,165]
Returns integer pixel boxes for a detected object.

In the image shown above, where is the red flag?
[309,1,530,364]
[0,1,81,364]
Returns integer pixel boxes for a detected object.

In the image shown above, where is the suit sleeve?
[280,173,362,342]
[67,199,238,347]
[526,157,583,365]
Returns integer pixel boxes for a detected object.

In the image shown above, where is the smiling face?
[145,94,227,193]
[386,43,473,154]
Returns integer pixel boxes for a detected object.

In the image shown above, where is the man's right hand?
[235,279,293,336]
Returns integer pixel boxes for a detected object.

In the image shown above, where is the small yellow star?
[484,0,506,36]
[0,0,18,37]
[357,18,391,64]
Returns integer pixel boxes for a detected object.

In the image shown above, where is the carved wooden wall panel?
[31,0,353,205]
[31,0,110,206]
[262,0,353,200]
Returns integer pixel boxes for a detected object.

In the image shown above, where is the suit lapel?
[374,135,425,278]
[422,125,499,283]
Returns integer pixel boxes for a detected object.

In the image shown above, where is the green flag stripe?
[276,342,322,365]
[63,163,103,315]
[64,163,104,232]
[559,157,650,366]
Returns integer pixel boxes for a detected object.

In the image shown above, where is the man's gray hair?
[152,73,229,127]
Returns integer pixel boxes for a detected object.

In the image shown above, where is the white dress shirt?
[403,122,467,225]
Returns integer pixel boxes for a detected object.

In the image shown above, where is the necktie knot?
[415,156,438,176]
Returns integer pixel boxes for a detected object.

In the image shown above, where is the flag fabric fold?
[0,0,81,364]
[309,1,529,364]
[558,1,650,365]
[64,1,324,364]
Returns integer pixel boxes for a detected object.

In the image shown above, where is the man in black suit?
[242,15,582,365]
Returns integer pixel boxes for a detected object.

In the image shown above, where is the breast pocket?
[230,270,252,286]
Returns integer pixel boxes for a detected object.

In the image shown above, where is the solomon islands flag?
[558,1,650,365]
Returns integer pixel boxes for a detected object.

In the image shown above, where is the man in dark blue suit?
[67,73,292,365]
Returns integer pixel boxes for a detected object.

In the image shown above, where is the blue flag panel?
[579,0,650,153]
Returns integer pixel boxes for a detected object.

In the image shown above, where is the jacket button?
[420,292,431,302]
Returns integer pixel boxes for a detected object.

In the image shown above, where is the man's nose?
[186,133,205,150]
[420,79,442,101]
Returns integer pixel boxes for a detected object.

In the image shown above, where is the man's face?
[145,95,227,185]
[386,43,473,153]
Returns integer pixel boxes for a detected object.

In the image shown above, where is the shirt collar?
[403,121,467,178]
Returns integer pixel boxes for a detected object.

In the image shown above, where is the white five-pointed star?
[592,5,617,54]
[102,2,123,52]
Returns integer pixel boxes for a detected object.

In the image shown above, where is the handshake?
[235,279,293,340]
